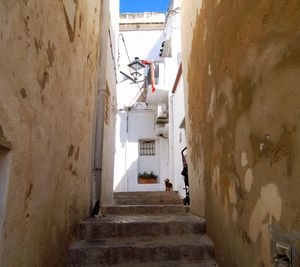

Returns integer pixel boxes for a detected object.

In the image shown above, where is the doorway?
[0,145,11,261]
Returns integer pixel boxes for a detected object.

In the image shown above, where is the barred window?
[139,140,155,156]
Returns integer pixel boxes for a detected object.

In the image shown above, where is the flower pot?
[138,177,157,184]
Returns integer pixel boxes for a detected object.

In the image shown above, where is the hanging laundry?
[141,60,156,93]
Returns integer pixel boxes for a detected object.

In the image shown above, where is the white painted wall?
[114,13,170,193]
[170,77,187,198]
[113,112,128,192]
[114,109,166,192]
[117,25,165,109]
[160,0,187,198]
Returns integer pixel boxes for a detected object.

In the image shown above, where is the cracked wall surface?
[182,1,300,266]
[0,1,104,266]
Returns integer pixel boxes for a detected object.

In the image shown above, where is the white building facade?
[114,2,187,197]
[164,0,188,199]
[114,13,169,192]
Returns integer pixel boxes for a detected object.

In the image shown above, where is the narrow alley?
[0,0,300,267]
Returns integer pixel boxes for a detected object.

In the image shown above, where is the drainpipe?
[91,0,109,215]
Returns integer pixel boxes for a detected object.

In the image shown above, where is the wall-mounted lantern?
[127,57,146,81]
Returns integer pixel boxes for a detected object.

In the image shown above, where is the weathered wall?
[182,1,300,266]
[0,1,103,266]
[100,0,118,206]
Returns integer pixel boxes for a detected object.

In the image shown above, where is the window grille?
[139,140,155,156]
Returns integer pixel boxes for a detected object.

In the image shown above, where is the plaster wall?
[117,14,165,108]
[115,13,169,193]
[114,109,166,192]
[100,0,119,206]
[171,77,187,199]
[182,0,300,266]
[0,1,114,266]
[120,12,166,25]
[114,112,128,192]
[164,0,186,199]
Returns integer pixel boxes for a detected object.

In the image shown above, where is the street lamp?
[127,57,145,81]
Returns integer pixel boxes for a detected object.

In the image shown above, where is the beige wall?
[182,1,300,266]
[101,0,119,206]
[0,0,112,266]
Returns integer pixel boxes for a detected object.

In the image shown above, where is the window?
[139,140,155,156]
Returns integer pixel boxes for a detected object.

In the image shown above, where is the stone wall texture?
[0,0,103,266]
[182,1,300,266]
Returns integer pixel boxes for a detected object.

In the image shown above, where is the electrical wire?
[108,28,118,83]
[118,33,150,107]
[118,33,131,64]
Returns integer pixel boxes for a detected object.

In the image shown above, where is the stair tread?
[81,213,205,225]
[112,259,218,267]
[70,234,213,250]
[114,191,180,195]
[114,192,182,205]
[77,259,218,267]
[102,204,189,215]
[104,204,185,207]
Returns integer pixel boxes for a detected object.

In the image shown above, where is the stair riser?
[102,206,189,215]
[114,192,179,197]
[80,222,206,240]
[68,261,218,267]
[115,199,182,205]
[113,196,181,200]
[69,244,214,266]
[113,192,182,205]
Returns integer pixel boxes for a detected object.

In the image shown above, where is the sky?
[120,0,170,13]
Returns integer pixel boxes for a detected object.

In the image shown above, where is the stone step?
[69,259,219,267]
[114,192,182,205]
[110,260,219,267]
[102,204,189,215]
[114,191,180,197]
[79,214,206,240]
[115,198,183,205]
[68,234,214,266]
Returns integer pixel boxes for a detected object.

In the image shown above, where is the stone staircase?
[68,191,218,267]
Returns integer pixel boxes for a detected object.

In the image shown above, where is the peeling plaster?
[62,0,78,42]
[208,63,212,76]
[203,20,207,42]
[0,0,108,266]
[260,143,264,151]
[244,168,253,192]
[241,152,248,167]
[218,76,233,109]
[249,184,282,242]
[63,0,77,32]
[232,207,238,223]
[207,87,215,121]
[212,165,220,195]
[228,181,238,204]
[182,0,300,266]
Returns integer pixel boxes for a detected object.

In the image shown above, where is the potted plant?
[138,171,158,184]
